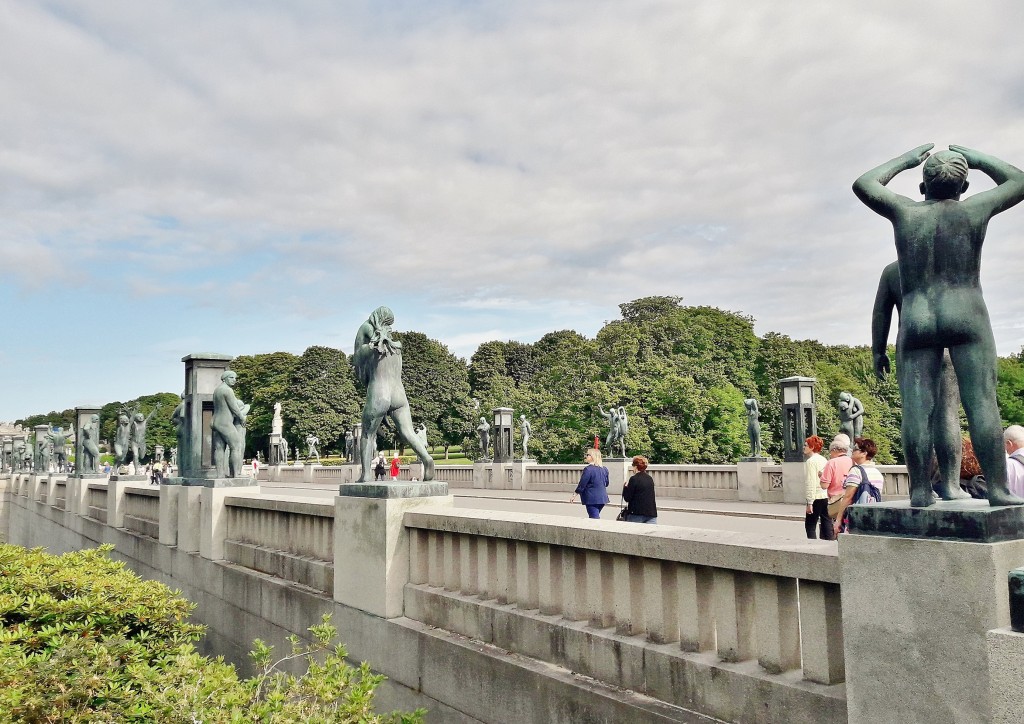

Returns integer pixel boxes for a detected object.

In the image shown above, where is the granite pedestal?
[333,482,452,618]
[841,500,1024,723]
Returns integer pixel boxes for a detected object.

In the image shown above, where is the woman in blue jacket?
[570,447,610,518]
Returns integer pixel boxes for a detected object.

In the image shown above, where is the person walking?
[803,436,830,539]
[570,448,609,519]
[622,455,657,523]
[389,454,400,481]
[373,453,387,480]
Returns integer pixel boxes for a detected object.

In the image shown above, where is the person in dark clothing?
[570,448,610,519]
[622,455,657,524]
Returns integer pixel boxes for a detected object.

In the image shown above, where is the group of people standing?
[371,452,402,481]
[570,448,658,524]
[804,433,883,539]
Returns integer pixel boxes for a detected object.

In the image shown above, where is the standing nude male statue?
[854,143,1024,506]
[873,260,966,500]
[353,306,435,482]
[212,370,250,478]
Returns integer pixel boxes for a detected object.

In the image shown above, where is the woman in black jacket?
[622,455,657,524]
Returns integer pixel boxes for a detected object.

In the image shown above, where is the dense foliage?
[17,297,1024,465]
[0,544,422,723]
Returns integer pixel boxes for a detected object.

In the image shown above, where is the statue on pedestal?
[113,411,132,470]
[130,405,160,470]
[272,402,283,436]
[476,417,490,460]
[306,434,321,465]
[212,370,250,478]
[854,143,1024,506]
[599,405,628,458]
[353,306,435,482]
[80,415,100,474]
[837,392,864,442]
[744,398,762,458]
[520,415,532,459]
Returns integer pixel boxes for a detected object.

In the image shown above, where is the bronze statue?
[854,143,1024,506]
[744,398,762,457]
[113,412,131,470]
[837,392,864,442]
[476,417,490,459]
[353,306,435,482]
[212,370,250,478]
[80,415,100,474]
[130,405,160,470]
[873,260,966,500]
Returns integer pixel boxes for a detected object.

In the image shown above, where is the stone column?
[780,461,807,504]
[107,478,128,528]
[736,459,765,501]
[200,485,259,561]
[333,482,453,619]
[842,500,1024,723]
[604,457,630,497]
[472,461,490,489]
[159,482,180,546]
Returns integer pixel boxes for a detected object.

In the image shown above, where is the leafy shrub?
[0,544,424,723]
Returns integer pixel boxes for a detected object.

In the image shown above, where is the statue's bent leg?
[391,405,434,481]
[950,342,1024,506]
[933,354,968,500]
[898,346,943,507]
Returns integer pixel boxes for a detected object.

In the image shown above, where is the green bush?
[0,544,424,723]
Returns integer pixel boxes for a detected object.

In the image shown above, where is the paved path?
[259,482,822,543]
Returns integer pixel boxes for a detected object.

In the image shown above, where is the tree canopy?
[17,297,1024,466]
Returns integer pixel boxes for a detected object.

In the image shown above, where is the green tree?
[232,351,301,459]
[393,332,473,456]
[286,346,361,455]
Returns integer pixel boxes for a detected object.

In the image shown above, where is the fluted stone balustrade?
[403,508,845,722]
[123,486,160,538]
[222,495,334,592]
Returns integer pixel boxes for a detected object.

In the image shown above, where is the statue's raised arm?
[951,144,1024,221]
[853,143,934,220]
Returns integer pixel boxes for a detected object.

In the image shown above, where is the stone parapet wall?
[403,508,844,723]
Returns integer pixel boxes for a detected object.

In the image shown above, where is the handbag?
[826,494,845,519]
[616,494,628,521]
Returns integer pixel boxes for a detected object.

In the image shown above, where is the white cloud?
[4,0,1024,416]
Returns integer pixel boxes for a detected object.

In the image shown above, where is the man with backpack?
[1004,426,1024,498]
[834,437,885,533]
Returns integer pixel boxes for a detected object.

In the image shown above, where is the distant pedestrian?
[390,454,400,481]
[622,455,657,523]
[570,448,609,519]
[803,436,830,539]
[373,454,387,480]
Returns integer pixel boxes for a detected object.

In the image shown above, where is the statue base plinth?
[739,456,772,463]
[109,474,148,483]
[846,498,1024,543]
[338,481,449,498]
[513,458,536,464]
[165,476,261,489]
[475,457,492,464]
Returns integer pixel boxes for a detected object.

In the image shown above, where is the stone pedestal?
[780,461,807,504]
[200,484,259,560]
[170,476,258,554]
[472,461,490,489]
[736,459,767,501]
[510,460,535,490]
[841,500,1024,723]
[334,482,453,619]
[68,474,106,517]
[303,464,315,483]
[604,458,630,497]
[159,482,181,546]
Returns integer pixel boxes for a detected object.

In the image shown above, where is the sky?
[3,1,1024,421]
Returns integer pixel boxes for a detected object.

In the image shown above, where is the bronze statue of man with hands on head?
[854,143,1024,507]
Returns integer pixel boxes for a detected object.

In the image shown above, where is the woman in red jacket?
[390,454,400,481]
